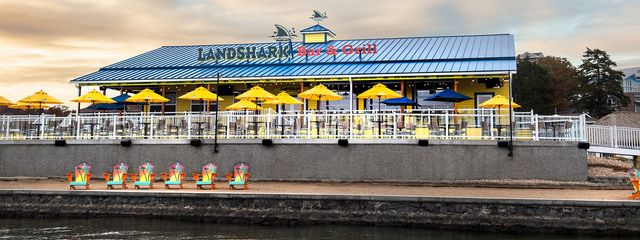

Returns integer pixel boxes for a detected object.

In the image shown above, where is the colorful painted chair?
[67,163,92,190]
[226,163,250,190]
[132,162,155,189]
[162,163,186,189]
[628,168,640,200]
[193,163,217,190]
[104,163,128,189]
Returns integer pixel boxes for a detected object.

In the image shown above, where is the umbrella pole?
[214,73,220,153]
[378,96,382,137]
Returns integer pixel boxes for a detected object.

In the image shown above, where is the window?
[149,92,176,113]
[414,81,454,109]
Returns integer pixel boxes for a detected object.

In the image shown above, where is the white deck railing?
[0,110,586,142]
[586,125,640,150]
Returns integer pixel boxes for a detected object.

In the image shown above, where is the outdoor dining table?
[140,122,151,137]
[29,123,42,138]
[192,121,206,136]
[83,122,99,137]
[247,120,264,135]
[310,118,324,138]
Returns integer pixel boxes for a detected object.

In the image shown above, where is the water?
[0,217,618,240]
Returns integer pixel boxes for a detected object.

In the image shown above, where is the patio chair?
[480,121,494,139]
[67,163,92,190]
[132,162,155,189]
[226,163,250,190]
[161,163,186,189]
[453,120,468,137]
[155,119,166,136]
[429,121,442,137]
[558,121,573,138]
[193,163,217,190]
[104,163,129,189]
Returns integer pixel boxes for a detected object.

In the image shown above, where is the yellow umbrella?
[0,96,14,106]
[298,84,342,102]
[125,88,169,103]
[478,95,521,109]
[71,90,116,104]
[235,86,276,101]
[178,86,224,112]
[226,99,263,111]
[264,92,304,135]
[19,90,63,113]
[263,92,303,105]
[9,102,49,110]
[357,83,402,100]
[357,83,402,137]
[479,95,521,136]
[20,90,64,104]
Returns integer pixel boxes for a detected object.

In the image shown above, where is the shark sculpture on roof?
[310,10,327,23]
[271,24,296,42]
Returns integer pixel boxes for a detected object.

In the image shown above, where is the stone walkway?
[0,179,633,201]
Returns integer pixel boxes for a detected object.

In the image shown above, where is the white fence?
[586,125,640,150]
[0,110,586,142]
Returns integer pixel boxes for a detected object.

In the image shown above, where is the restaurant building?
[70,18,517,113]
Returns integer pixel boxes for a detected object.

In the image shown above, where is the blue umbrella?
[84,94,141,111]
[382,96,420,106]
[425,89,471,102]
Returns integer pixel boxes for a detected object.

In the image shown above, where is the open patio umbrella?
[226,99,263,111]
[71,90,116,113]
[298,84,342,109]
[263,92,303,135]
[178,86,224,113]
[357,83,402,136]
[9,102,49,110]
[298,84,342,137]
[235,86,275,134]
[381,96,419,106]
[85,94,140,111]
[0,96,14,106]
[19,90,63,114]
[425,89,472,124]
[125,88,169,112]
[478,95,521,136]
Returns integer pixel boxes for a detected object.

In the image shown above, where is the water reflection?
[0,218,614,240]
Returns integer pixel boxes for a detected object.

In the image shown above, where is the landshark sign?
[197,43,378,62]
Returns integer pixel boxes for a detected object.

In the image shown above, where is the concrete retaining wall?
[0,139,588,181]
[0,190,637,233]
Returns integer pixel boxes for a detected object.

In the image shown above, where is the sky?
[0,0,638,109]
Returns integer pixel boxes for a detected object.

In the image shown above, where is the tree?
[574,48,629,118]
[45,105,72,116]
[536,56,579,113]
[514,58,555,114]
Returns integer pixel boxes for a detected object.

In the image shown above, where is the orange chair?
[193,163,217,190]
[67,163,92,190]
[629,178,640,200]
[104,163,128,189]
[161,163,186,189]
[225,163,250,190]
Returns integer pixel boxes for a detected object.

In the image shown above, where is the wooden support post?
[161,86,166,114]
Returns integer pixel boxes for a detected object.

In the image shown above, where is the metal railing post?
[613,126,618,148]
[187,113,192,139]
[112,115,117,139]
[76,116,81,139]
[4,116,8,140]
[445,111,449,138]
[149,115,154,139]
[534,114,539,141]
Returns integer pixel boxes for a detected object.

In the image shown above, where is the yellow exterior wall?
[456,79,509,109]
[304,33,326,43]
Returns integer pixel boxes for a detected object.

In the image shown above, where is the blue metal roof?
[300,24,336,36]
[71,34,516,84]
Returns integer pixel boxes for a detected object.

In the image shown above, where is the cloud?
[0,0,638,108]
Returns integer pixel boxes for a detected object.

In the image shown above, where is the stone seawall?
[0,139,588,181]
[0,190,638,233]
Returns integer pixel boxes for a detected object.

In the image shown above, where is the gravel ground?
[587,155,634,177]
